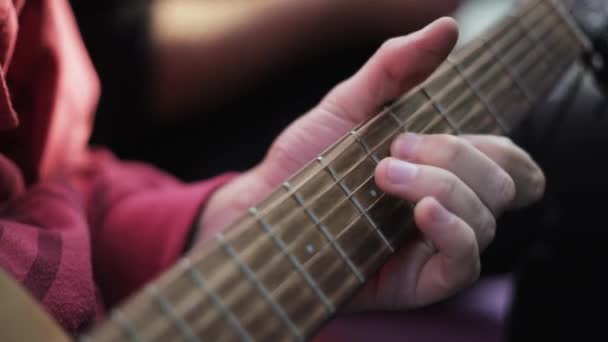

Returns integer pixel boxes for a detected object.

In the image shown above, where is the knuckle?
[447,141,468,166]
[435,175,459,200]
[429,134,466,165]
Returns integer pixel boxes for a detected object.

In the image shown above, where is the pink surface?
[315,275,513,342]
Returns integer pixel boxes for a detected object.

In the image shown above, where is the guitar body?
[0,268,69,342]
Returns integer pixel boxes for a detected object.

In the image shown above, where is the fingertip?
[415,197,479,264]
[413,16,460,58]
[414,197,453,228]
[433,16,460,35]
[374,157,392,190]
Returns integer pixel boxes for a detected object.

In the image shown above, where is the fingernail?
[395,133,421,160]
[387,159,418,184]
[430,200,453,223]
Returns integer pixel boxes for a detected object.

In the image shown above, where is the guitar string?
[124,2,568,340]
[149,6,575,340]
[180,31,577,342]
[98,2,576,340]
[209,0,556,281]
[121,14,572,342]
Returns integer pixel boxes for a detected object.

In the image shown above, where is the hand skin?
[149,0,463,120]
[198,18,546,311]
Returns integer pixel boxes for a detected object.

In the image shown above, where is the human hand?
[349,133,544,310]
[200,17,545,310]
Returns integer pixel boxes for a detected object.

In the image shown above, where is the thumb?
[262,17,459,181]
[199,18,459,236]
[320,16,459,125]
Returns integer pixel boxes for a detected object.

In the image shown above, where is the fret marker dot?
[370,190,378,198]
[306,244,316,254]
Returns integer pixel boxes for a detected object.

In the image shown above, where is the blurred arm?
[149,0,463,119]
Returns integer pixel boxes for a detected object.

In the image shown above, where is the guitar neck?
[84,1,590,341]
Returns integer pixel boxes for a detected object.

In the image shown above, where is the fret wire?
[248,204,336,313]
[510,13,577,88]
[160,20,573,342]
[547,0,593,51]
[386,108,407,132]
[324,137,399,252]
[472,7,551,95]
[286,175,366,284]
[509,12,550,53]
[428,2,550,133]
[314,49,549,236]
[142,34,580,342]
[459,36,549,131]
[307,157,370,281]
[180,258,254,342]
[449,0,549,67]
[432,62,513,133]
[509,13,555,77]
[512,10,568,76]
[478,26,572,127]
[450,25,566,133]
[230,9,578,336]
[350,130,381,163]
[446,57,508,133]
[517,34,573,93]
[86,3,583,340]
[118,7,579,340]
[454,13,563,130]
[147,284,199,342]
[421,106,458,134]
[420,87,462,134]
[109,309,141,342]
[382,98,441,136]
[216,233,304,341]
[311,21,562,211]
[262,0,556,233]
[479,36,536,103]
[447,56,516,133]
[504,7,560,73]
[316,156,395,253]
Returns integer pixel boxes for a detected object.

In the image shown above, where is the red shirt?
[0,0,232,335]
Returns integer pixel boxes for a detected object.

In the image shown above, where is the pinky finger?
[413,197,481,306]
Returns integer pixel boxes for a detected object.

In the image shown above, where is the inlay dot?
[370,190,378,197]
[306,244,316,254]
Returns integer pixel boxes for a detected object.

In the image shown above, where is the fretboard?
[84,1,590,341]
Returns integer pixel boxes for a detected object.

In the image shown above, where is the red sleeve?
[78,150,237,307]
[0,181,99,335]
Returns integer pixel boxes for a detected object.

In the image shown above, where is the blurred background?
[75,0,513,181]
